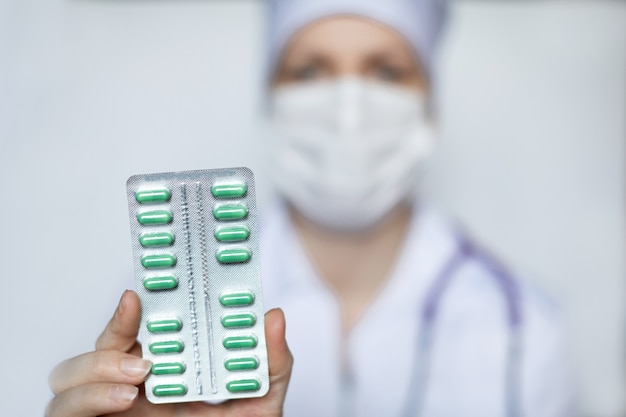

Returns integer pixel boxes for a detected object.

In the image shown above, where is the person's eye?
[292,65,320,81]
[374,65,407,82]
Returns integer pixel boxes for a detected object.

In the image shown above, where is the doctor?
[47,0,574,416]
[261,0,573,416]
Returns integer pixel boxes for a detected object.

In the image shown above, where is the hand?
[46,290,293,417]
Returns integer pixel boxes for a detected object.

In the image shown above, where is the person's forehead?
[283,15,414,58]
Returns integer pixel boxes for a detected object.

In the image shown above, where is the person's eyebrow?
[279,50,336,72]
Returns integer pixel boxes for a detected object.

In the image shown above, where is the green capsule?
[152,362,186,375]
[226,379,260,393]
[139,232,175,247]
[214,225,250,243]
[137,210,173,225]
[135,188,171,204]
[223,335,257,350]
[143,275,178,291]
[149,340,184,354]
[216,247,251,264]
[142,254,177,269]
[219,291,255,307]
[213,204,248,221]
[147,319,182,333]
[211,181,247,199]
[221,313,256,329]
[224,357,259,371]
[153,384,187,397]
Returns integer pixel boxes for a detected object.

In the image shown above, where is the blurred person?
[261,1,573,416]
[46,0,574,416]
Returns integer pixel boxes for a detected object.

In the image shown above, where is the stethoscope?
[401,235,523,417]
[274,211,523,417]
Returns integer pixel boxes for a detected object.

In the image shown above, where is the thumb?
[95,290,141,352]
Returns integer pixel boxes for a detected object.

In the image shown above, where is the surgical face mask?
[267,77,435,231]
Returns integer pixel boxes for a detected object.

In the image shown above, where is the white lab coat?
[260,201,574,417]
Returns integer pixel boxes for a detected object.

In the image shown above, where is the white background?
[0,1,624,416]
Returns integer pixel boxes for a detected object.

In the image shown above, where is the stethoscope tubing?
[402,236,523,417]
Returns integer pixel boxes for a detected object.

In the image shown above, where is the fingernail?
[117,291,128,315]
[109,385,138,403]
[121,358,152,377]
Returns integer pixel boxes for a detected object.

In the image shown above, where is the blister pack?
[126,167,269,404]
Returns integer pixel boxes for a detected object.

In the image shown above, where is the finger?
[45,383,138,417]
[263,308,293,407]
[266,308,293,381]
[49,349,151,394]
[96,290,141,352]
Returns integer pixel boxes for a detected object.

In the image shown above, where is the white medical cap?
[267,0,448,80]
